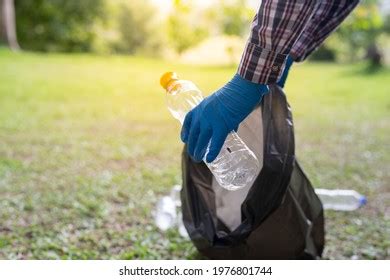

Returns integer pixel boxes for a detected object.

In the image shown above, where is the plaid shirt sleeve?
[238,0,317,84]
[291,0,360,62]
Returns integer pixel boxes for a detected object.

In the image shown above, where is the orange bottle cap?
[160,72,178,90]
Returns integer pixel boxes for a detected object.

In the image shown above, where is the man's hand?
[277,55,294,88]
[181,74,268,163]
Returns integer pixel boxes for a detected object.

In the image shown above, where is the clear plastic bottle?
[160,72,260,191]
[154,195,177,231]
[154,184,189,238]
[315,189,367,211]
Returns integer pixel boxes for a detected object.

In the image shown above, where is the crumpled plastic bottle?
[160,72,260,191]
[154,185,189,238]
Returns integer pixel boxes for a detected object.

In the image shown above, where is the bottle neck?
[166,79,179,93]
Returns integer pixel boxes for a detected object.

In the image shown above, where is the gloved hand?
[181,74,269,163]
[277,55,294,88]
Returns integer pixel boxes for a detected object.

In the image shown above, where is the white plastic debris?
[154,185,189,238]
[315,189,367,211]
[154,196,177,231]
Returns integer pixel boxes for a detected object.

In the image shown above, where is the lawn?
[0,49,389,259]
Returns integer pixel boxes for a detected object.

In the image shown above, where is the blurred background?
[0,0,389,259]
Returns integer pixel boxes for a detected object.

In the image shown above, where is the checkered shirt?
[238,0,360,84]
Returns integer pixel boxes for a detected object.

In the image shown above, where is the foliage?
[384,14,390,34]
[167,0,208,54]
[335,0,384,62]
[115,0,164,56]
[13,0,165,55]
[10,0,389,65]
[14,0,106,52]
[217,0,253,37]
[309,46,336,62]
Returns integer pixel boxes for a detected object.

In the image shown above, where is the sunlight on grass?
[0,50,389,259]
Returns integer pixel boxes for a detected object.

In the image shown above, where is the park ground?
[0,49,389,259]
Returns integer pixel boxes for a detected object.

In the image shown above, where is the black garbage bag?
[180,85,324,259]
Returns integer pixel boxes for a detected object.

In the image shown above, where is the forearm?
[238,0,317,84]
[291,0,360,62]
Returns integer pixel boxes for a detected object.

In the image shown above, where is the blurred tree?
[382,13,390,34]
[0,0,20,50]
[203,0,253,37]
[219,0,253,37]
[167,0,208,54]
[116,0,163,55]
[336,0,384,66]
[14,0,105,52]
[308,45,336,62]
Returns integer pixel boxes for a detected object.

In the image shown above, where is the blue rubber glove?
[277,55,294,88]
[181,74,269,163]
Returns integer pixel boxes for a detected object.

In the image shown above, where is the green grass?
[0,48,389,259]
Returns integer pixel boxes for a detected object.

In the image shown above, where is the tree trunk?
[0,0,20,50]
[365,43,382,68]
